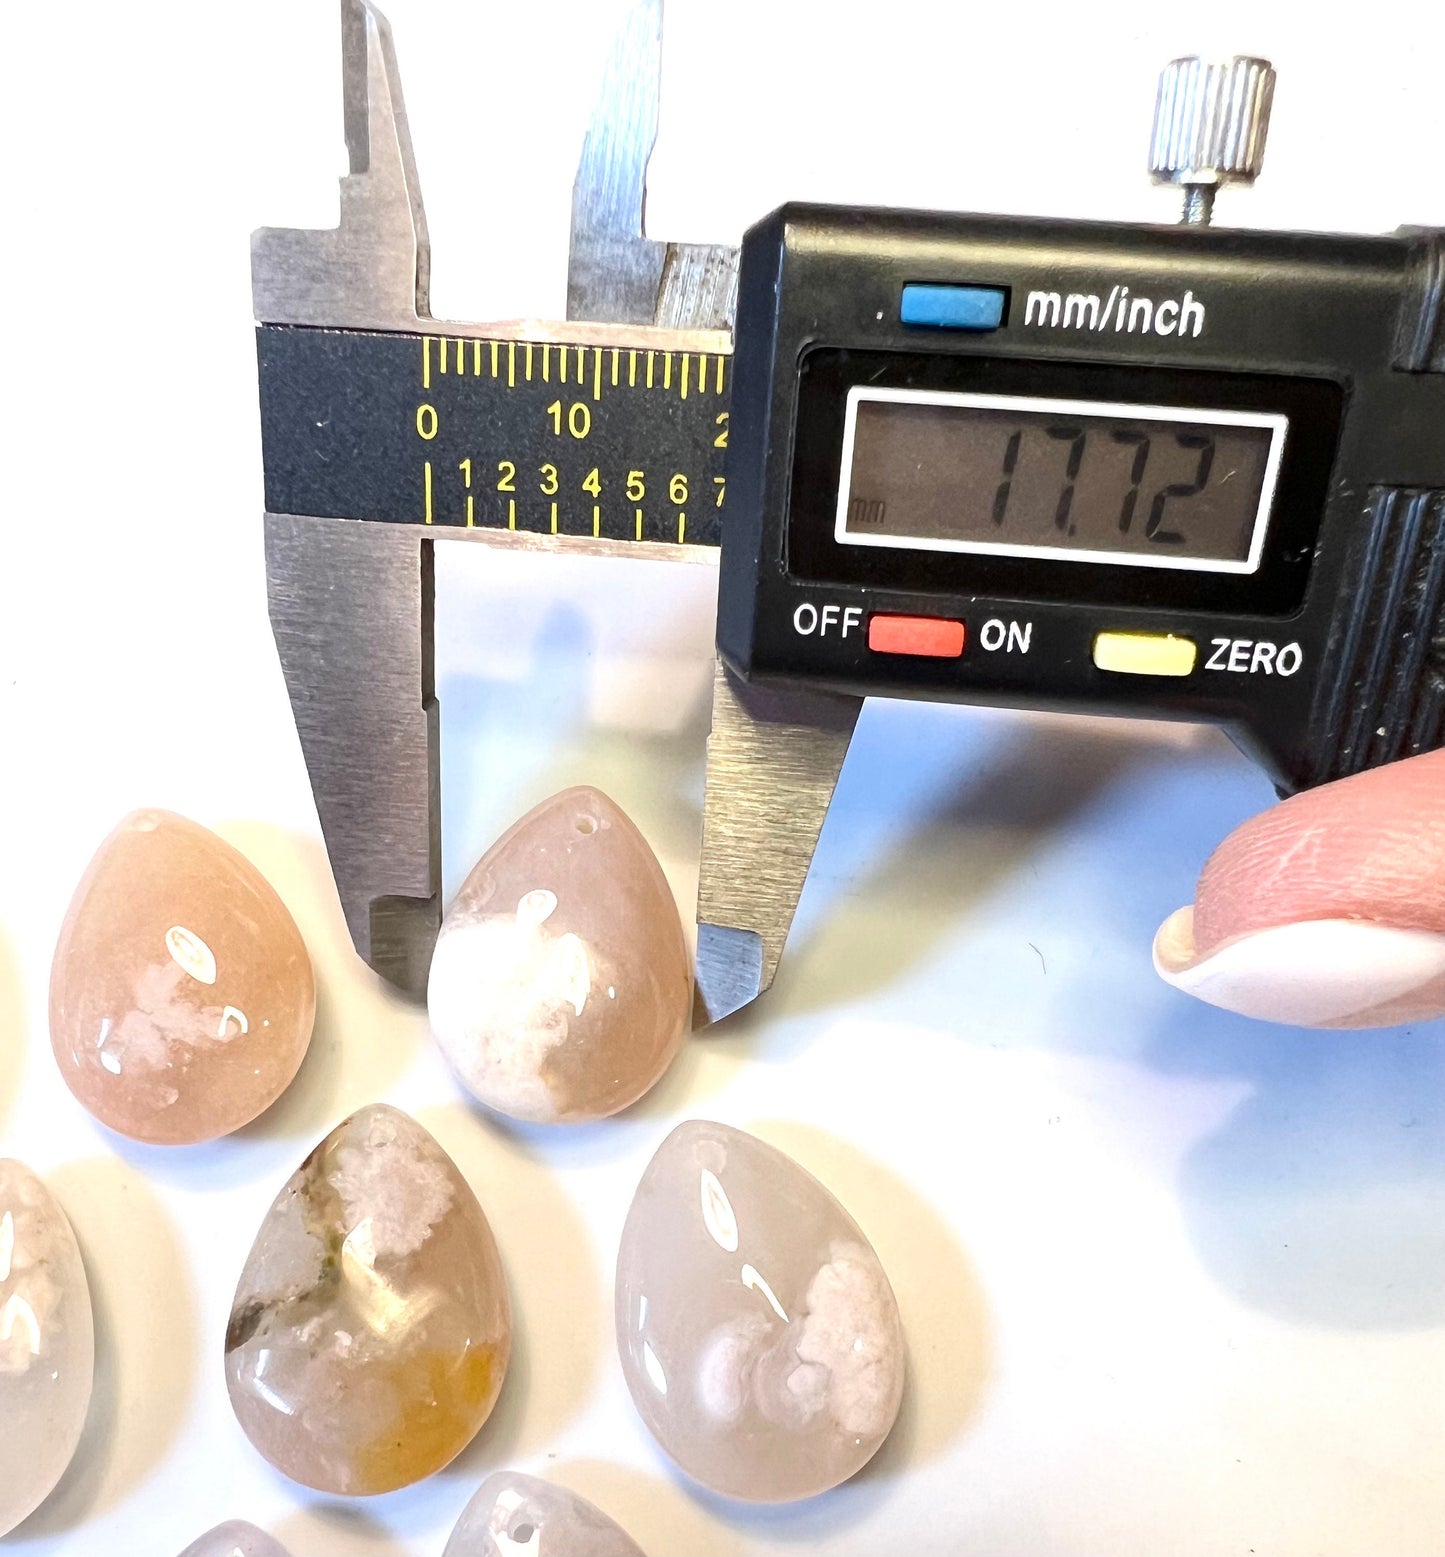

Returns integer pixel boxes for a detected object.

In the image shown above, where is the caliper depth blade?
[694,664,863,1025]
[253,0,428,333]
[567,0,738,332]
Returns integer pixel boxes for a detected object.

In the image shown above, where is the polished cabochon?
[176,1521,293,1557]
[443,1471,646,1556]
[428,787,691,1123]
[0,1160,95,1537]
[224,1105,511,1495]
[616,1121,905,1502]
[49,809,315,1145]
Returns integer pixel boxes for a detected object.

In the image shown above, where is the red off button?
[867,613,966,658]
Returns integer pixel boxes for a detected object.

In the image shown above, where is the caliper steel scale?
[256,1,1445,1023]
[258,0,736,1006]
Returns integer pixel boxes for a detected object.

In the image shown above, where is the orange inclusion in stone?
[354,1344,500,1493]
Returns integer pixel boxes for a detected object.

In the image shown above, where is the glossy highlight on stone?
[428,786,690,1123]
[176,1521,293,1557]
[616,1121,904,1502]
[0,1160,95,1537]
[225,1105,510,1495]
[50,809,315,1144]
[444,1471,646,1557]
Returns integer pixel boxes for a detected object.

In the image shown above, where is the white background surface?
[3,1,1445,1553]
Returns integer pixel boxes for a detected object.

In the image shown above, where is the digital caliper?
[256,2,1445,1022]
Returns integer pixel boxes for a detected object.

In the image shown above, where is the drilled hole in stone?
[510,1522,537,1543]
[575,816,597,835]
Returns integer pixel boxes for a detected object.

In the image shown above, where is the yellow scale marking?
[414,333,731,538]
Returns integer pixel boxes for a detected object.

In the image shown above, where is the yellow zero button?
[1092,631,1198,677]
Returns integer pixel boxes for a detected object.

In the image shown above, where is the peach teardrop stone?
[427,787,690,1123]
[0,1160,95,1537]
[443,1472,645,1557]
[224,1104,511,1495]
[49,810,315,1145]
[615,1121,905,1502]
[177,1522,293,1557]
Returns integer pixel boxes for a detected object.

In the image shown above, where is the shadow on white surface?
[736,698,1445,1338]
[1058,748,1445,1335]
[766,711,1186,1028]
[1159,1002,1445,1333]
[670,1453,892,1544]
[14,1158,197,1543]
[0,927,23,1136]
[272,1502,395,1556]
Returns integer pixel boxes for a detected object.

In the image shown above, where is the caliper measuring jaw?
[255,0,847,1021]
[254,0,439,996]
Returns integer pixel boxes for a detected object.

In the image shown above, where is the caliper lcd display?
[835,388,1288,574]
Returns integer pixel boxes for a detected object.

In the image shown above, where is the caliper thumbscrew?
[1150,55,1276,226]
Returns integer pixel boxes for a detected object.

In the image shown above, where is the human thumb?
[1153,748,1445,1028]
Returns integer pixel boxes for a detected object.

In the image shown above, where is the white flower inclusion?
[0,1208,38,1357]
[517,891,590,1017]
[427,885,598,1120]
[695,1245,898,1438]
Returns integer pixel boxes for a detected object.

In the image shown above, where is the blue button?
[900,283,1007,330]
